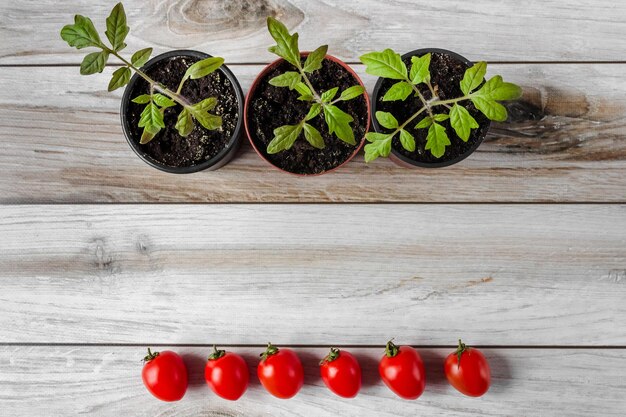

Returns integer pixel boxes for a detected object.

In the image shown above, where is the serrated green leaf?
[138,102,165,129]
[433,113,449,122]
[131,48,152,67]
[409,53,431,85]
[476,75,522,101]
[192,109,222,130]
[175,108,194,137]
[267,17,301,67]
[105,3,129,51]
[415,117,433,129]
[140,124,161,144]
[303,123,325,149]
[321,87,338,103]
[364,136,392,162]
[302,45,327,73]
[425,122,450,158]
[131,94,151,104]
[294,82,311,97]
[383,81,412,101]
[375,111,398,129]
[471,96,507,121]
[269,71,301,89]
[267,123,303,154]
[298,94,314,101]
[365,132,391,143]
[399,129,415,151]
[324,105,355,145]
[305,103,321,121]
[460,61,487,95]
[338,85,364,101]
[359,49,407,80]
[449,104,478,142]
[60,15,102,49]
[192,97,217,112]
[108,66,131,91]
[184,57,224,80]
[80,51,109,75]
[152,93,175,108]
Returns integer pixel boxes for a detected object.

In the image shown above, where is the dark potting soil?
[127,55,238,168]
[248,58,368,174]
[375,52,490,165]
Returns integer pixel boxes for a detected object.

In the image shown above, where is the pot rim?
[244,52,371,177]
[371,47,490,169]
[120,49,245,174]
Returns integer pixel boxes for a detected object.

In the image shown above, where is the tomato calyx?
[208,345,226,361]
[260,342,280,361]
[384,339,400,358]
[455,339,469,367]
[320,347,341,365]
[143,347,160,363]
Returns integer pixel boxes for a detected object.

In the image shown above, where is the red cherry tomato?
[444,339,491,397]
[257,343,304,399]
[204,346,249,401]
[141,348,188,401]
[379,340,426,400]
[320,347,362,398]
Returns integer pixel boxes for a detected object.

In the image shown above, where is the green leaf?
[140,124,161,144]
[324,105,355,145]
[460,61,487,95]
[192,110,222,130]
[295,82,311,97]
[365,132,391,143]
[184,57,224,80]
[364,135,392,162]
[269,71,301,89]
[105,2,129,51]
[399,129,415,151]
[375,111,398,129]
[108,66,131,91]
[321,87,338,103]
[175,108,194,137]
[60,15,102,49]
[409,53,431,85]
[302,45,327,73]
[131,48,152,67]
[192,97,217,112]
[425,122,450,158]
[359,49,407,80]
[305,103,321,121]
[266,17,300,67]
[80,51,109,75]
[138,102,165,129]
[297,94,314,101]
[449,104,478,142]
[471,96,507,121]
[131,94,151,104]
[383,81,412,101]
[476,75,522,101]
[267,123,303,154]
[415,117,432,129]
[433,113,449,122]
[338,86,364,101]
[152,93,175,108]
[303,123,325,149]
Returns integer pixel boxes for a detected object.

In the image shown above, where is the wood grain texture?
[3,0,626,64]
[1,346,624,417]
[1,63,625,203]
[1,204,624,345]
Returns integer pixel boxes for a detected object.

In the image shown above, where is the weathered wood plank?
[1,64,625,203]
[0,346,624,416]
[3,0,626,64]
[0,205,624,345]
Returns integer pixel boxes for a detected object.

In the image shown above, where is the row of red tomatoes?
[142,339,490,402]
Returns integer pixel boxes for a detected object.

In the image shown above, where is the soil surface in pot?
[127,55,239,168]
[248,58,368,174]
[376,52,489,165]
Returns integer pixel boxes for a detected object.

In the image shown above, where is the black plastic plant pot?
[371,48,491,168]
[121,50,244,173]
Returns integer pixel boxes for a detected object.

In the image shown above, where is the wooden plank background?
[1,0,625,416]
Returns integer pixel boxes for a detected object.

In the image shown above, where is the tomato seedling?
[204,345,249,401]
[378,340,426,400]
[444,339,491,397]
[257,342,304,399]
[141,348,188,402]
[319,347,362,398]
